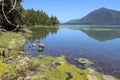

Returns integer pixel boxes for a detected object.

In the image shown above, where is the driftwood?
[1,0,19,31]
[0,0,2,3]
[8,0,16,15]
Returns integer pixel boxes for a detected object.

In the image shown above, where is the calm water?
[24,25,120,78]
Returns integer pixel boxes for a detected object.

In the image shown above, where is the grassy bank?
[0,32,26,57]
[0,28,119,80]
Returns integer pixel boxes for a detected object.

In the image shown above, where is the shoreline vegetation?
[0,1,119,80]
[0,26,119,80]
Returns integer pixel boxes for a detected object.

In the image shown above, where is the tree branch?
[2,0,16,27]
[8,0,17,14]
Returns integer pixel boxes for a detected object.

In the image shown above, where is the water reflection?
[24,26,120,78]
[30,27,59,40]
[69,27,120,41]
[24,27,59,56]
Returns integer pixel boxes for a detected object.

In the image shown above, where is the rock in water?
[38,48,44,52]
[38,44,45,52]
[32,43,37,47]
[39,44,45,48]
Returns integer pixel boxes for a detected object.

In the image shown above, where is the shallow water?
[24,25,120,78]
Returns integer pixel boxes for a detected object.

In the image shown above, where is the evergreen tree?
[0,1,59,30]
[50,16,59,26]
[22,9,59,26]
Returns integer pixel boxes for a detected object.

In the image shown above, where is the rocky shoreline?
[0,29,119,80]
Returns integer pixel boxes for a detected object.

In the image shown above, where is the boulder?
[38,44,45,52]
[39,44,45,48]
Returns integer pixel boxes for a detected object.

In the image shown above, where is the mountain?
[66,7,120,25]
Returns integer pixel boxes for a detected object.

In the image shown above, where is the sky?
[21,0,120,22]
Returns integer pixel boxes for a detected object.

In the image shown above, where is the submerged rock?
[74,58,93,69]
[74,58,93,65]
[38,48,44,52]
[32,43,37,47]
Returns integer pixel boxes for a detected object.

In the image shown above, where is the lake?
[24,25,120,78]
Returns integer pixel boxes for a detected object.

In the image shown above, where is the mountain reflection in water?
[69,27,120,41]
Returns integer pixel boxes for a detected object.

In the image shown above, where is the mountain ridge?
[66,7,120,25]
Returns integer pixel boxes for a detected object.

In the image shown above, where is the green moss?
[0,32,26,57]
[0,32,25,48]
[31,55,119,80]
[31,55,95,80]
[0,60,8,77]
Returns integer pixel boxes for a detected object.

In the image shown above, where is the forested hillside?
[21,9,59,26]
[0,0,59,31]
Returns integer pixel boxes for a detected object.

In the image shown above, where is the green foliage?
[21,9,59,26]
[50,16,59,26]
[0,0,59,31]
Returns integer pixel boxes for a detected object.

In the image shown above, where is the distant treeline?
[0,0,59,31]
[21,9,59,26]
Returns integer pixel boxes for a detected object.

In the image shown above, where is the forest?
[0,0,59,31]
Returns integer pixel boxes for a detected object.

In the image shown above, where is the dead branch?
[2,0,16,27]
[8,0,17,14]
